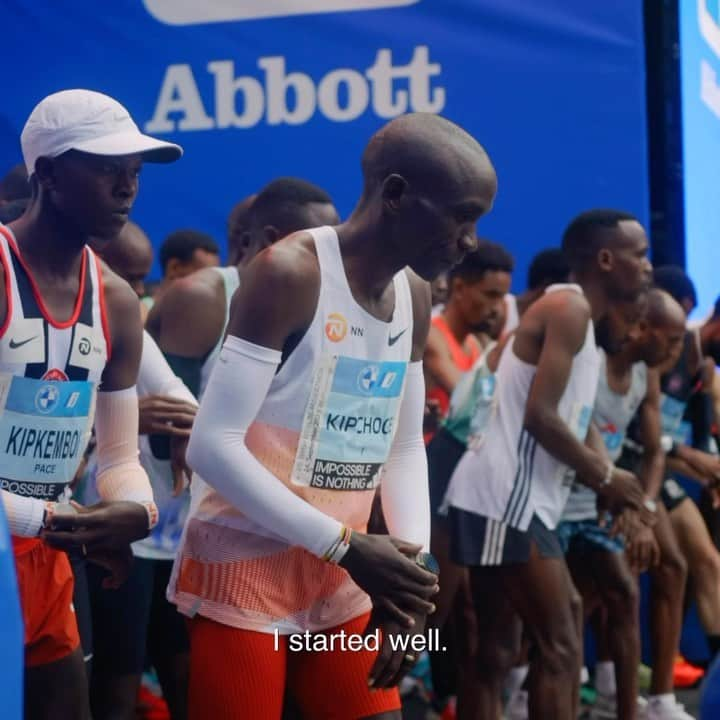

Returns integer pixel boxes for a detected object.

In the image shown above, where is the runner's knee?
[533,622,580,677]
[655,544,687,592]
[472,628,520,678]
[603,569,638,618]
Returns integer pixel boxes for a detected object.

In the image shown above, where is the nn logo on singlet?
[325,313,348,342]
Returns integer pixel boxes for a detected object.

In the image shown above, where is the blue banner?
[1,1,648,287]
[681,0,720,318]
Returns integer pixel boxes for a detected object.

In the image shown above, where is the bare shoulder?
[149,266,225,326]
[403,268,431,362]
[98,259,142,323]
[525,287,590,334]
[515,288,590,362]
[228,231,321,348]
[245,231,320,290]
[175,266,225,299]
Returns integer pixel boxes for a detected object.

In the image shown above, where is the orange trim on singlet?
[0,227,14,339]
[431,314,482,371]
[94,253,112,362]
[4,230,88,329]
[428,314,482,417]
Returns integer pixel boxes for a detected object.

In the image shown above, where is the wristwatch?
[643,498,658,514]
[660,435,677,456]
[416,551,439,575]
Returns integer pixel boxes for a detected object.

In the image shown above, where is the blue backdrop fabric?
[1,0,649,286]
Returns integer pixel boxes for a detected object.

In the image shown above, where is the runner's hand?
[339,533,438,628]
[596,467,644,515]
[170,435,192,496]
[423,399,442,435]
[365,606,428,689]
[85,544,134,589]
[604,507,640,539]
[138,395,197,436]
[42,500,150,552]
[625,523,660,573]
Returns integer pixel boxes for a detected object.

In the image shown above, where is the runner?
[423,240,512,435]
[559,289,687,720]
[146,177,339,398]
[423,242,513,716]
[87,229,198,720]
[167,113,498,720]
[634,267,720,700]
[1,89,180,720]
[444,208,652,719]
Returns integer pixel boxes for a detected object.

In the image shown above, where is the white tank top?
[445,284,600,531]
[503,294,519,334]
[562,351,647,522]
[0,226,107,503]
[199,266,240,398]
[169,226,414,633]
[0,226,108,554]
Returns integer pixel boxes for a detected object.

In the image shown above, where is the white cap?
[21,89,183,175]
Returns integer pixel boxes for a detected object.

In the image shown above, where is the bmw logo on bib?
[35,384,60,414]
[357,365,380,394]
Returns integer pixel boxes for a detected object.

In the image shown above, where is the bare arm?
[523,294,607,488]
[100,268,144,391]
[638,369,665,499]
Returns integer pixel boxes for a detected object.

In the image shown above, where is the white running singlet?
[168,226,414,634]
[562,351,647,522]
[445,284,601,531]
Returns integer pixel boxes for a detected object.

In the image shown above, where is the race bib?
[660,394,689,443]
[0,373,95,500]
[292,356,407,491]
[600,427,624,454]
[467,372,497,448]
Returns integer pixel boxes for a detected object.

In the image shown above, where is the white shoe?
[504,689,528,720]
[641,695,695,720]
[590,693,648,719]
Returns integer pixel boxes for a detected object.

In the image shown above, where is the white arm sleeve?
[380,362,431,551]
[186,335,342,558]
[2,491,45,537]
[137,331,197,405]
[94,387,154,505]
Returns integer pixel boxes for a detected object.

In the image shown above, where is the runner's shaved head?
[646,288,686,331]
[101,221,153,268]
[360,112,496,201]
[92,220,154,297]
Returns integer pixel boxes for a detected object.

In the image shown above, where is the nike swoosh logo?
[388,329,407,346]
[9,336,38,349]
